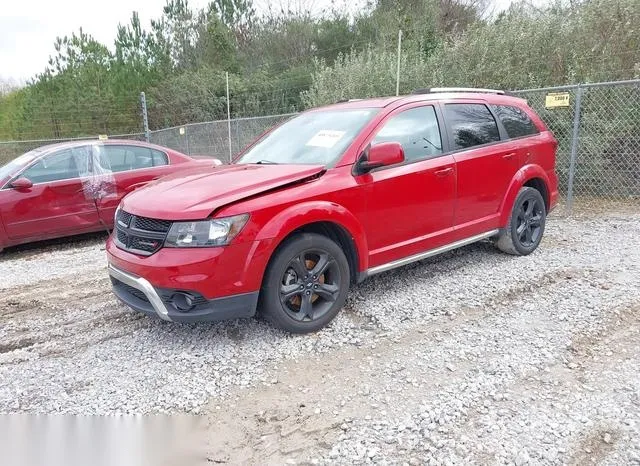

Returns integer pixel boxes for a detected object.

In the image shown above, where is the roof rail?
[336,98,364,103]
[412,87,506,95]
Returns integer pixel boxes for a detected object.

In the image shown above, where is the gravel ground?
[0,210,639,465]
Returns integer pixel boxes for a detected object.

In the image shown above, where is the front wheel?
[260,233,350,334]
[495,186,546,256]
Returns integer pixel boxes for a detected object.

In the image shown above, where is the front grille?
[132,216,171,233]
[116,229,127,244]
[130,236,163,253]
[118,210,133,226]
[115,210,171,256]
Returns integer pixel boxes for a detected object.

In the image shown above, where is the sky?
[1,0,515,83]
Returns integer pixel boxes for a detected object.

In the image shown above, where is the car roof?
[311,91,527,112]
[30,139,181,156]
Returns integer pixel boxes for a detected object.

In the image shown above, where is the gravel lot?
[0,209,639,465]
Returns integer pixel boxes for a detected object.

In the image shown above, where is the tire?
[259,233,350,334]
[495,186,546,256]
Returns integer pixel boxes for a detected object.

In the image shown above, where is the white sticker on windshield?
[306,130,346,148]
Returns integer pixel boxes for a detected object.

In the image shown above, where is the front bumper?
[108,263,259,322]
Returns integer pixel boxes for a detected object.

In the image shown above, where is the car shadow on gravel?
[131,240,511,338]
[0,231,109,261]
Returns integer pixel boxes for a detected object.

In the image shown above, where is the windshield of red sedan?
[235,108,378,166]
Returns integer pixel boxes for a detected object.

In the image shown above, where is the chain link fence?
[513,79,640,212]
[0,133,146,167]
[148,113,296,163]
[1,79,639,215]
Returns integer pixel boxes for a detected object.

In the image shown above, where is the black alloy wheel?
[515,196,544,248]
[260,233,350,333]
[495,186,547,256]
[279,249,341,322]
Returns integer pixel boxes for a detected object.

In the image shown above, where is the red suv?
[106,88,558,333]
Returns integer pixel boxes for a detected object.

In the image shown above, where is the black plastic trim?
[111,277,259,323]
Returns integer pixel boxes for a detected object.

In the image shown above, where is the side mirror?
[10,177,33,190]
[356,142,405,174]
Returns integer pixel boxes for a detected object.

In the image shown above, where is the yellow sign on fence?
[545,92,571,108]
[98,134,108,140]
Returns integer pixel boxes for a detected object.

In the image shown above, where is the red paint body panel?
[119,164,325,220]
[106,236,275,299]
[0,140,214,251]
[102,93,559,305]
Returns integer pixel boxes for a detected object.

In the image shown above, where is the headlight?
[164,214,249,247]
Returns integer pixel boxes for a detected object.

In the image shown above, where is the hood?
[120,163,324,220]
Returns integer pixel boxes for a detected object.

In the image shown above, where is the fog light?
[171,292,195,312]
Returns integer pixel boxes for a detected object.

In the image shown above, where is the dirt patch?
[0,336,39,354]
[569,427,619,465]
[568,304,640,366]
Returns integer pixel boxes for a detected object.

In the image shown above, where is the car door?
[92,144,174,226]
[441,102,520,239]
[1,146,100,240]
[356,104,457,268]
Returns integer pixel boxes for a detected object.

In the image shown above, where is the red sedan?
[0,140,216,252]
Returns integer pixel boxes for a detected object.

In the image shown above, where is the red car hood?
[120,164,325,220]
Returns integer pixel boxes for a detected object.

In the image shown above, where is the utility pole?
[396,30,403,96]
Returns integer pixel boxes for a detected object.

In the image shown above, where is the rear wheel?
[260,233,350,334]
[495,186,546,256]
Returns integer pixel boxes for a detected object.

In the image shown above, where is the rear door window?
[97,146,168,172]
[493,105,539,139]
[444,103,501,150]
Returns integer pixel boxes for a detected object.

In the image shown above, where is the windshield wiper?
[255,159,278,165]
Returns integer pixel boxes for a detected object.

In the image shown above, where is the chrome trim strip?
[107,263,172,321]
[366,230,499,276]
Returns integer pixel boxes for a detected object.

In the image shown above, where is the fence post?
[226,72,233,163]
[182,125,190,156]
[566,84,583,215]
[140,92,150,143]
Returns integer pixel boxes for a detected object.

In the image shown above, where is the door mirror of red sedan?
[356,142,405,174]
[10,177,33,190]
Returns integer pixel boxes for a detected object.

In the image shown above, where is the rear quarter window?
[152,149,169,166]
[493,105,539,139]
[444,103,501,150]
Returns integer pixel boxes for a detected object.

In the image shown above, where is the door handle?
[434,167,454,177]
[502,152,516,160]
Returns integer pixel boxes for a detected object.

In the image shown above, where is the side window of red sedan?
[97,146,169,173]
[22,149,82,184]
[372,106,443,162]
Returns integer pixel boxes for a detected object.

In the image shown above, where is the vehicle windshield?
[235,108,378,166]
[0,149,42,181]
